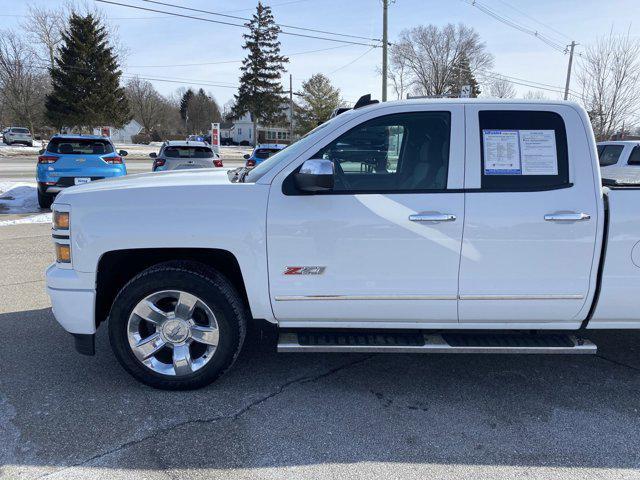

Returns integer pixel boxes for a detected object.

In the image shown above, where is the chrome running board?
[277,331,596,354]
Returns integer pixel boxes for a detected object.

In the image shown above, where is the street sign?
[211,123,220,155]
[460,85,472,98]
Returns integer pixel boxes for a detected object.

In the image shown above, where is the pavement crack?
[0,279,44,287]
[595,353,640,372]
[35,354,372,479]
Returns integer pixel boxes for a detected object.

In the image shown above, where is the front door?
[267,106,465,327]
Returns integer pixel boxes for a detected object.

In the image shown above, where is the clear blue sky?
[0,0,638,106]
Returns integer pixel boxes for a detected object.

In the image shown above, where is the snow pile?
[0,141,44,157]
[0,182,52,226]
[0,212,52,227]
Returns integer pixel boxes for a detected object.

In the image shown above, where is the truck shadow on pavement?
[1,307,640,477]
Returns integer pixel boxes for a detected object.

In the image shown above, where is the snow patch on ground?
[0,212,51,227]
[0,141,44,157]
[0,182,51,226]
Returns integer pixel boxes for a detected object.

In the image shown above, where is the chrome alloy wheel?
[127,290,220,376]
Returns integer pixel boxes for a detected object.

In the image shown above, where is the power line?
[492,0,572,41]
[460,0,567,53]
[124,44,352,68]
[330,47,377,74]
[142,0,383,43]
[95,0,382,47]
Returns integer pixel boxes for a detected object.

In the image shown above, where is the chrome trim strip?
[459,294,584,300]
[274,294,457,301]
[274,294,584,301]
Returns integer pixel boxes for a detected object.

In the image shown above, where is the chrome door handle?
[544,213,591,222]
[409,213,456,222]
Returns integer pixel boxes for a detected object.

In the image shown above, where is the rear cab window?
[164,146,213,158]
[598,145,624,166]
[47,138,114,155]
[479,110,569,190]
[11,128,30,134]
[254,148,281,160]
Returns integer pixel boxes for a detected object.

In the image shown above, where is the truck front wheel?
[108,261,247,390]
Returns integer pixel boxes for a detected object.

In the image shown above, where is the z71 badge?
[283,266,326,275]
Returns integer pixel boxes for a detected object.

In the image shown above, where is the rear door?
[267,105,466,327]
[459,105,600,326]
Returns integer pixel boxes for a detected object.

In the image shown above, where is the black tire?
[109,261,247,390]
[37,188,54,209]
[28,142,33,147]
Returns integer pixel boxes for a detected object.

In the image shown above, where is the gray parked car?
[3,127,33,146]
[150,141,223,172]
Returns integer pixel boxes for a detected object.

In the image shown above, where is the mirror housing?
[295,159,334,192]
[119,150,128,157]
[243,154,250,160]
[149,152,157,158]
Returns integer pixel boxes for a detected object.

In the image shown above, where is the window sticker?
[482,130,521,175]
[519,130,558,175]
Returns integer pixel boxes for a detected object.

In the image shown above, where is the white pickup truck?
[46,98,640,390]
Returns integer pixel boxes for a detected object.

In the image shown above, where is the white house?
[93,119,143,144]
[221,105,294,146]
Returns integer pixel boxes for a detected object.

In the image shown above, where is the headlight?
[55,243,71,263]
[53,211,69,230]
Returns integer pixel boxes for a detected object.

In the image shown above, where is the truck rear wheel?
[108,261,247,390]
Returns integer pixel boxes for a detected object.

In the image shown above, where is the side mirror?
[119,150,128,157]
[149,152,157,158]
[243,154,250,160]
[295,159,334,192]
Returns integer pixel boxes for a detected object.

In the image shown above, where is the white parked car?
[46,98,640,390]
[3,126,33,146]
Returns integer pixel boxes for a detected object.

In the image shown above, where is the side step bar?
[277,331,596,354]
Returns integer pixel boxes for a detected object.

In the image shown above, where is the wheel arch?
[95,248,250,329]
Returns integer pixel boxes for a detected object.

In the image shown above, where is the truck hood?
[56,168,233,198]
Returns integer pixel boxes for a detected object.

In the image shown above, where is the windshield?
[47,138,114,155]
[164,146,213,158]
[245,119,337,183]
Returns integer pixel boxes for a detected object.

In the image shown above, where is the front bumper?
[46,263,96,335]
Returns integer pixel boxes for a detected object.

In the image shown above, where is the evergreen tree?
[179,88,194,121]
[232,2,288,141]
[446,53,481,98]
[294,73,342,135]
[187,88,222,133]
[46,13,130,130]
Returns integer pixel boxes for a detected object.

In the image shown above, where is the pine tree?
[179,88,194,121]
[294,73,342,135]
[46,13,130,130]
[446,53,481,98]
[232,2,288,142]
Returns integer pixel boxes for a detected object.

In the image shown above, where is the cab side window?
[627,146,640,165]
[479,110,570,190]
[599,145,624,166]
[312,112,451,193]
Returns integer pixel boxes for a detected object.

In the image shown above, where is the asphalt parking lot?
[2,224,640,479]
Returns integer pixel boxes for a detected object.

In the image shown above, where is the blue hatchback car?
[36,135,128,208]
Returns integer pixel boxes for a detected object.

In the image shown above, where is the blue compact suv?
[243,143,287,168]
[36,135,128,208]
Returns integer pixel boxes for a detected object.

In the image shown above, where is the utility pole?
[564,41,576,101]
[289,73,294,142]
[382,0,388,102]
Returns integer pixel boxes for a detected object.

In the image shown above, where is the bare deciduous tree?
[488,75,516,98]
[522,90,549,100]
[578,29,640,140]
[20,4,66,68]
[391,23,493,97]
[126,77,169,134]
[0,30,49,132]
